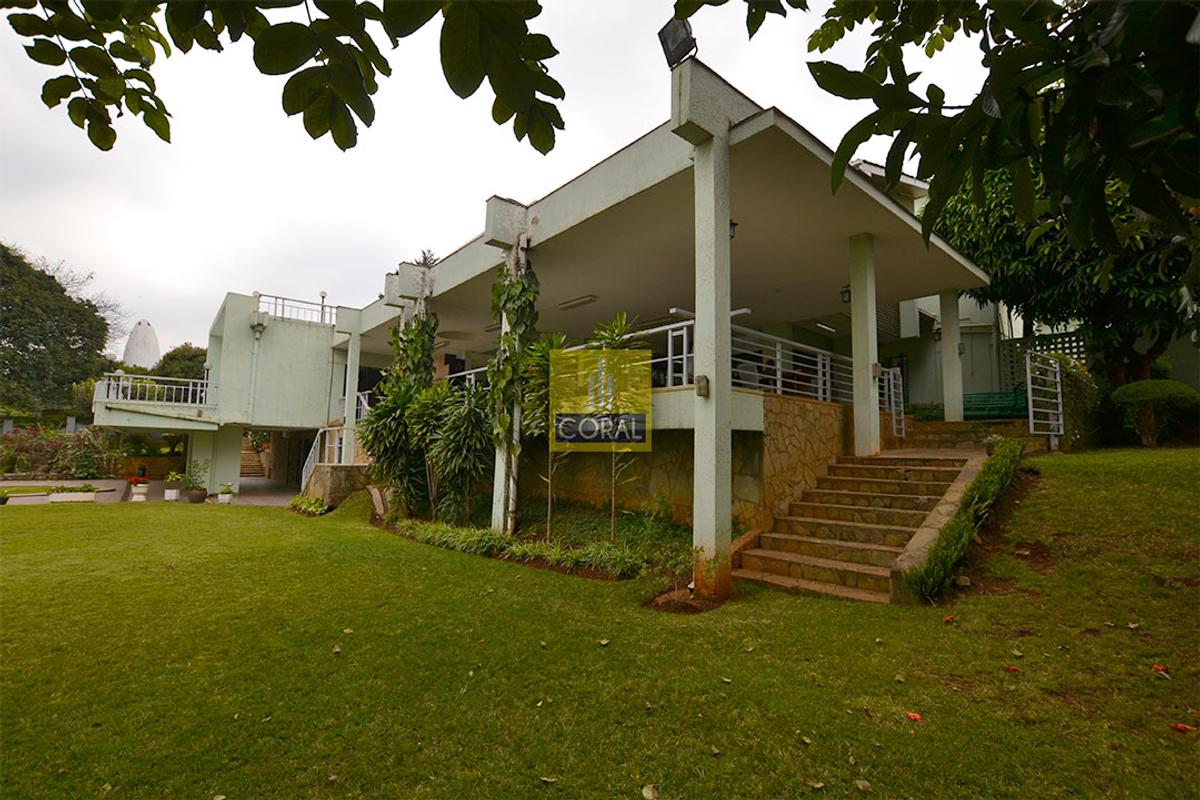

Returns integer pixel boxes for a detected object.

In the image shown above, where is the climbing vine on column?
[487,263,539,450]
[387,312,439,392]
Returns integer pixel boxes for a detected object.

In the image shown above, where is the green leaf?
[253,22,318,75]
[329,95,357,150]
[81,1,125,22]
[519,33,557,61]
[108,40,144,63]
[67,96,88,128]
[142,108,171,142]
[25,38,66,66]
[8,13,53,37]
[70,45,120,77]
[40,75,79,108]
[303,88,334,138]
[808,61,879,100]
[166,0,206,35]
[1009,158,1035,223]
[86,117,116,150]
[492,97,514,124]
[526,106,555,154]
[440,4,485,99]
[381,0,440,39]
[282,66,328,116]
[831,112,879,193]
[125,68,156,92]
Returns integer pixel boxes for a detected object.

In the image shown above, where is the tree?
[4,0,564,154]
[153,343,207,379]
[940,171,1194,385]
[0,242,108,411]
[675,0,1199,251]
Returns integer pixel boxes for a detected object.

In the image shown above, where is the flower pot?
[0,496,8,505]
[186,488,207,504]
[131,484,149,502]
[217,493,233,505]
[164,488,180,502]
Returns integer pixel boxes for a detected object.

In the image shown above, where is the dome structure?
[122,319,161,369]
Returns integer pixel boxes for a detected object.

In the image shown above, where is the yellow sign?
[549,350,652,452]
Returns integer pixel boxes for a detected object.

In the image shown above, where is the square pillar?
[939,290,964,422]
[336,308,363,466]
[691,132,733,574]
[849,234,881,456]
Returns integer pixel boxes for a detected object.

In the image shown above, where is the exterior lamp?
[840,285,851,304]
[932,326,942,342]
[658,18,696,68]
[729,220,738,239]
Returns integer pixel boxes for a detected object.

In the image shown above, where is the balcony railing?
[301,426,343,491]
[439,316,859,406]
[97,372,212,405]
[256,293,335,325]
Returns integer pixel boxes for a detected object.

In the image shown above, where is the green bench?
[964,388,1028,420]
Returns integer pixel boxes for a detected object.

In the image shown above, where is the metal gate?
[879,366,906,438]
[1026,352,1063,450]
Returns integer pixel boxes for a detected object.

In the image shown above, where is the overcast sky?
[0,1,986,358]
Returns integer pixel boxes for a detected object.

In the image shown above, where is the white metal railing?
[438,315,854,404]
[256,293,335,325]
[301,426,344,491]
[1026,352,1063,450]
[356,391,371,421]
[97,372,211,405]
[879,366,906,437]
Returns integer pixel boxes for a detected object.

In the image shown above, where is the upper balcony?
[255,292,336,326]
[95,372,213,406]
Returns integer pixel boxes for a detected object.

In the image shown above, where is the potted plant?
[0,490,8,506]
[182,459,210,504]
[125,474,150,502]
[48,484,98,503]
[217,483,235,504]
[163,471,184,502]
[983,433,1004,456]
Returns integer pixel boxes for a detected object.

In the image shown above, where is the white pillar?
[341,328,361,465]
[849,234,881,456]
[490,311,511,533]
[939,290,964,422]
[692,131,732,564]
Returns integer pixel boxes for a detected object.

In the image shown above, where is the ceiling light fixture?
[816,322,837,334]
[558,294,598,311]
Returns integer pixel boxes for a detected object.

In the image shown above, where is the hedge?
[1110,379,1200,446]
[906,438,1026,601]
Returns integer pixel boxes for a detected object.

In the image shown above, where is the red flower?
[1152,664,1169,673]
[906,712,922,722]
[1003,665,1021,672]
[943,615,955,624]
[1169,723,1198,733]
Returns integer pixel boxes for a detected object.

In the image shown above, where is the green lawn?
[1,449,1197,798]
[0,486,56,496]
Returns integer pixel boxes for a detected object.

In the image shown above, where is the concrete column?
[691,131,733,577]
[849,234,881,456]
[212,425,244,493]
[490,310,511,533]
[341,328,362,464]
[939,290,964,422]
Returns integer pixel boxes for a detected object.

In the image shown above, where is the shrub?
[1043,352,1100,450]
[0,427,122,478]
[906,438,1025,601]
[289,495,330,517]
[1110,379,1200,446]
[48,483,97,493]
[429,384,493,524]
[908,403,945,422]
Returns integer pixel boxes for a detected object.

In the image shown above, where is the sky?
[0,1,987,358]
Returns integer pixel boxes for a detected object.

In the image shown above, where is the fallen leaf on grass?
[894,674,905,683]
[642,785,659,799]
[906,712,922,722]
[1152,664,1170,673]
[802,736,813,745]
[721,677,732,684]
[855,778,873,792]
[1011,648,1023,658]
[332,644,342,655]
[804,779,825,790]
[598,639,610,647]
[343,628,354,635]
[711,746,721,756]
[1126,622,1140,630]
[1170,723,1198,733]
[539,776,559,785]
[645,702,654,714]
[943,615,955,624]
[1003,665,1021,673]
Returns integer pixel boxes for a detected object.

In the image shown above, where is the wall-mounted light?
[558,294,598,311]
[816,322,837,334]
[658,18,696,69]
[932,326,942,342]
[840,285,851,304]
[729,220,738,240]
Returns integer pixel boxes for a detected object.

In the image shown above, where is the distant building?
[122,319,160,369]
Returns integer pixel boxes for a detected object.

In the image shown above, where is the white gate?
[1026,352,1063,450]
[879,366,906,438]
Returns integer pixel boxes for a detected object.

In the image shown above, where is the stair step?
[829,463,961,481]
[788,501,928,528]
[733,568,890,603]
[801,489,939,511]
[760,532,904,567]
[839,455,967,468]
[740,548,891,593]
[816,475,953,496]
[773,516,915,547]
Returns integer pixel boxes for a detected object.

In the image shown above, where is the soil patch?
[644,587,725,615]
[1012,540,1055,573]
[958,468,1044,587]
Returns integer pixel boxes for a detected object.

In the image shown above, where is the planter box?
[217,493,233,505]
[49,492,96,503]
[164,488,180,502]
[131,485,149,502]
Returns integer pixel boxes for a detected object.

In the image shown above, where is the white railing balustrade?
[301,426,344,492]
[97,372,212,405]
[256,293,335,325]
[438,314,856,405]
[878,366,906,438]
[355,391,372,421]
[1026,351,1063,450]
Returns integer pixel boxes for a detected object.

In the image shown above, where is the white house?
[94,60,995,600]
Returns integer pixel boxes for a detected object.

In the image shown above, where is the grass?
[0,486,57,495]
[1,449,1197,798]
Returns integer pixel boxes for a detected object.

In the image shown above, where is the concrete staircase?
[904,420,1045,451]
[239,446,265,478]
[733,454,969,603]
